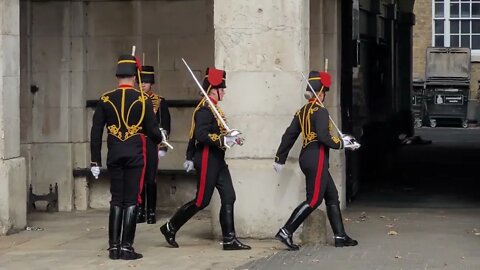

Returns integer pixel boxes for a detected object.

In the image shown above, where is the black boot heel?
[275,228,299,251]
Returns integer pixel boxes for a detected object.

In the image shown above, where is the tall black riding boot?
[146,182,157,224]
[275,202,313,251]
[136,188,146,224]
[326,204,358,247]
[120,205,143,260]
[108,205,123,260]
[220,204,251,250]
[160,200,199,248]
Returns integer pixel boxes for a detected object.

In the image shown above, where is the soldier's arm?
[194,107,225,149]
[313,108,343,149]
[90,102,106,166]
[185,138,196,161]
[142,99,163,144]
[275,115,301,164]
[159,98,171,134]
[158,98,172,152]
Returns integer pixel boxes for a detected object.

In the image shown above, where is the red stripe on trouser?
[309,145,325,207]
[155,152,159,184]
[137,134,147,204]
[196,146,210,207]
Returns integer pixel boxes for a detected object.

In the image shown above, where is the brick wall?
[412,0,432,80]
[412,0,479,98]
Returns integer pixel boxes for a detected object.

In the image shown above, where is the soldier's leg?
[106,163,124,260]
[137,188,146,224]
[324,173,358,247]
[144,139,159,224]
[119,155,144,260]
[146,182,157,224]
[160,146,219,248]
[216,165,250,250]
[276,146,328,250]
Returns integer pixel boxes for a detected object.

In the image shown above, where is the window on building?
[433,0,480,54]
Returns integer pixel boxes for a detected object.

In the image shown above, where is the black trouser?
[169,145,236,231]
[140,138,158,210]
[300,146,339,209]
[107,136,146,207]
[193,146,236,209]
[283,145,340,234]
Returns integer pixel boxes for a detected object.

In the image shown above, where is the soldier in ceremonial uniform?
[273,71,359,250]
[90,55,164,260]
[136,65,171,224]
[160,68,251,251]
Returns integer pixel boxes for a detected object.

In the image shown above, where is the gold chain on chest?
[104,88,146,141]
[298,102,319,148]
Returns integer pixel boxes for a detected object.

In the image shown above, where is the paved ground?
[0,210,278,270]
[237,205,480,270]
[1,205,479,270]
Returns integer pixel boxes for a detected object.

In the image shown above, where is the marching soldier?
[90,55,164,260]
[136,65,171,224]
[160,67,251,250]
[273,71,359,250]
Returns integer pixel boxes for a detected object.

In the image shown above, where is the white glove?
[224,135,238,148]
[158,150,167,159]
[342,134,355,142]
[344,140,361,150]
[90,166,100,179]
[273,162,284,173]
[342,134,360,150]
[160,128,168,142]
[228,129,241,137]
[183,160,194,172]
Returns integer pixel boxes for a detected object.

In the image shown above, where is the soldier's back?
[101,87,148,144]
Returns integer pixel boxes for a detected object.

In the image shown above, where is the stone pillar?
[303,0,344,244]
[70,2,89,210]
[0,0,27,235]
[212,0,310,238]
[311,0,346,209]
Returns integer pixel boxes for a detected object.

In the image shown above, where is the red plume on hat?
[320,72,331,88]
[135,57,142,72]
[208,68,224,86]
[202,67,226,90]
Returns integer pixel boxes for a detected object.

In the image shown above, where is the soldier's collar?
[118,84,133,88]
[209,96,218,105]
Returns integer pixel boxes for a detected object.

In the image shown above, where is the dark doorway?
[341,0,480,208]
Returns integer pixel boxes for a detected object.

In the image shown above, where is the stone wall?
[1,0,27,235]
[20,0,214,211]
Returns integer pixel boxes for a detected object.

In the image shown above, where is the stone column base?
[74,177,89,211]
[301,209,327,245]
[211,159,304,239]
[0,157,27,235]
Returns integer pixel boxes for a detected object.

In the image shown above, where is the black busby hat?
[140,66,155,84]
[202,68,226,92]
[307,71,332,92]
[304,71,332,99]
[116,55,138,77]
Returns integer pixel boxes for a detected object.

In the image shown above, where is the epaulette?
[100,88,118,97]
